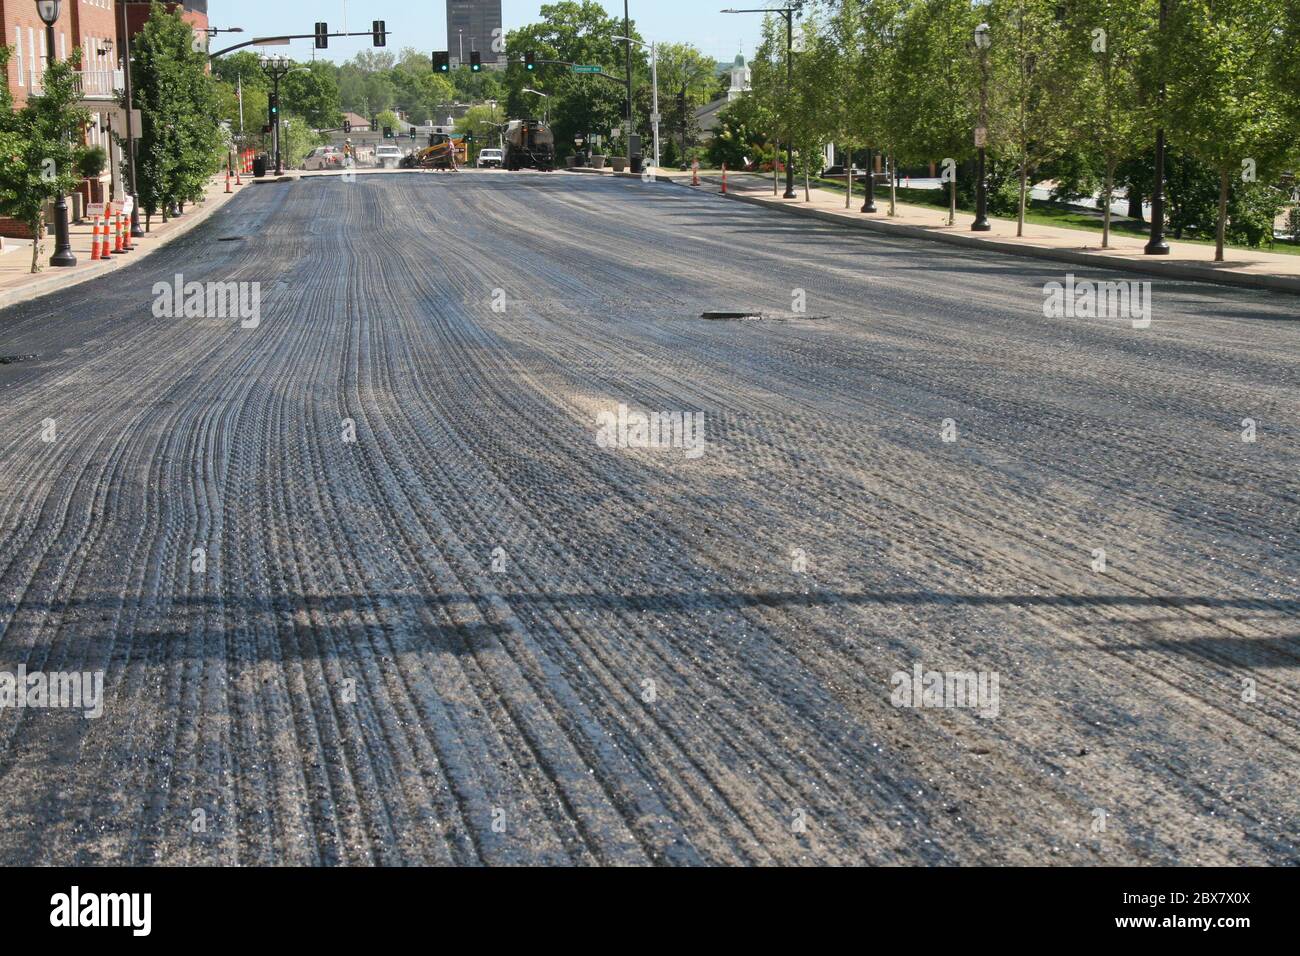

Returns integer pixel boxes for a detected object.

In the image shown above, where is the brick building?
[115,0,207,51]
[0,1,210,237]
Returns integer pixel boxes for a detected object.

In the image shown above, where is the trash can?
[630,156,643,175]
[253,156,267,178]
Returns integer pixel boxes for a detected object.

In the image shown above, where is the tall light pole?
[118,0,145,237]
[522,88,550,124]
[36,0,75,266]
[723,5,800,200]
[614,35,658,170]
[971,20,991,231]
[1144,0,1169,255]
[623,1,635,168]
[260,56,293,175]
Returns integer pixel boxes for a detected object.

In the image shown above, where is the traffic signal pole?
[210,29,387,59]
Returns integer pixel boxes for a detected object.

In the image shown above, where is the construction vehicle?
[503,119,554,171]
[400,133,469,171]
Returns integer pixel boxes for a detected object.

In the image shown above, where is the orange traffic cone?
[225,166,232,193]
[90,218,101,260]
[123,216,134,252]
[98,216,111,258]
[113,214,125,254]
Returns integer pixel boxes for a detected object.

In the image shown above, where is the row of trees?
[501,1,722,164]
[719,0,1300,259]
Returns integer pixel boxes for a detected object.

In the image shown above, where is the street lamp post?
[260,56,293,175]
[723,5,800,200]
[37,0,75,267]
[118,0,145,237]
[614,35,658,170]
[971,21,991,231]
[623,1,635,168]
[1144,0,1170,255]
[523,88,550,124]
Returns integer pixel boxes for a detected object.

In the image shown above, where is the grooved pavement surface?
[0,171,1296,865]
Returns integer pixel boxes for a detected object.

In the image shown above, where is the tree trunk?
[804,162,810,202]
[30,211,43,274]
[889,150,897,216]
[1018,161,1028,237]
[1102,161,1114,249]
[1127,186,1143,223]
[1216,167,1228,262]
[772,137,778,195]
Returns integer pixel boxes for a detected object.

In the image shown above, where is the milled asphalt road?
[0,170,1296,865]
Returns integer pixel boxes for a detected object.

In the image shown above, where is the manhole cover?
[700,310,828,321]
[0,354,37,364]
[217,236,245,242]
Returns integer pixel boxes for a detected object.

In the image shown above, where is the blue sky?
[211,1,767,64]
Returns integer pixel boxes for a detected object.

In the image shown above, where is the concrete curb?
[687,180,1300,296]
[0,182,242,310]
[563,167,674,182]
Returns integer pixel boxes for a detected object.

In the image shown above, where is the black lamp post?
[37,0,76,267]
[1144,0,1169,255]
[260,56,292,176]
[971,21,991,231]
[861,147,877,213]
[724,4,801,200]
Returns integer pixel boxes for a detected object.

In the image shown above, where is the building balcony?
[26,69,124,99]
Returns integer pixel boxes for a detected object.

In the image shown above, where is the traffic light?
[314,22,328,49]
[524,51,536,71]
[343,119,351,133]
[372,20,386,47]
[470,51,482,72]
[465,130,474,144]
[409,128,417,140]
[262,124,271,134]
[383,126,393,139]
[432,51,450,73]
[268,93,279,120]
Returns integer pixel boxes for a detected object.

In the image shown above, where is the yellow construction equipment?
[401,134,469,171]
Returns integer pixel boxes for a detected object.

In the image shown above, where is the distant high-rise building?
[447,0,505,69]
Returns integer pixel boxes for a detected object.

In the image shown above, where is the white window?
[15,28,23,86]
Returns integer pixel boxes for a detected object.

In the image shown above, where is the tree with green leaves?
[504,2,643,160]
[0,48,90,273]
[869,0,912,216]
[1161,0,1293,260]
[749,14,790,194]
[987,0,1085,236]
[892,0,978,225]
[1068,0,1156,247]
[130,1,222,226]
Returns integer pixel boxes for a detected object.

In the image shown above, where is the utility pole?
[624,1,634,161]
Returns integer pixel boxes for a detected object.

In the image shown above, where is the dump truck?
[503,120,554,171]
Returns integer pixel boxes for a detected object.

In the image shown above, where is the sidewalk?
[674,170,1300,295]
[0,172,244,309]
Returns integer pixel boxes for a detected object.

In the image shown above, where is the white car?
[375,145,403,169]
[302,145,343,171]
[477,149,504,169]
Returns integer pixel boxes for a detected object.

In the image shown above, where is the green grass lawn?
[803,175,1300,257]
